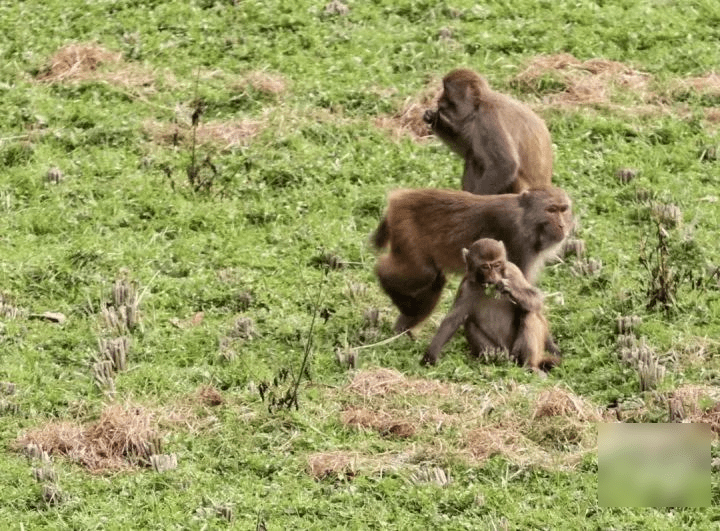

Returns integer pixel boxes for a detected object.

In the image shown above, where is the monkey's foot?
[393,314,420,337]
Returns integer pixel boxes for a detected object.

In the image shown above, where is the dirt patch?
[143,118,264,150]
[374,78,441,140]
[38,43,155,90]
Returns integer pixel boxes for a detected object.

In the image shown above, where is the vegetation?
[1,0,719,527]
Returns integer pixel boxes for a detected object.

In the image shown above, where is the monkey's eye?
[480,264,491,271]
[546,206,558,214]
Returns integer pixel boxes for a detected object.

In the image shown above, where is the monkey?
[422,238,560,374]
[373,187,572,333]
[423,68,553,195]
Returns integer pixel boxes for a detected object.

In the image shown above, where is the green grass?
[1,0,720,528]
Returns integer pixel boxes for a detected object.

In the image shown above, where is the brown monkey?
[373,187,572,332]
[423,68,552,195]
[422,238,560,374]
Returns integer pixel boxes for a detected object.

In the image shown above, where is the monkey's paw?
[422,109,437,125]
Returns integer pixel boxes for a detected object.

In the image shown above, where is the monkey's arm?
[469,121,520,195]
[422,285,476,365]
[498,266,544,313]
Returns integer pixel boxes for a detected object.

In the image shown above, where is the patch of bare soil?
[38,43,155,90]
[374,79,441,140]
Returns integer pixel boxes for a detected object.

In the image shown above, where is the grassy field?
[1,0,720,528]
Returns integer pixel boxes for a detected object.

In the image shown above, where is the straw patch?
[15,403,163,472]
[321,370,600,479]
[513,53,653,109]
[38,43,155,90]
[143,118,264,150]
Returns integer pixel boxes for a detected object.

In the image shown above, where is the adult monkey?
[422,238,560,374]
[373,187,572,333]
[423,68,553,195]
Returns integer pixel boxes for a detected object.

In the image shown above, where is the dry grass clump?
[307,450,410,480]
[341,407,416,438]
[15,403,165,472]
[513,53,653,109]
[673,72,720,96]
[195,385,225,407]
[143,118,264,151]
[374,79,441,140]
[241,71,288,96]
[324,370,600,479]
[37,43,154,90]
[346,368,454,398]
[669,385,720,435]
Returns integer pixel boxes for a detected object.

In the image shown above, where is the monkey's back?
[485,91,553,191]
[386,189,521,272]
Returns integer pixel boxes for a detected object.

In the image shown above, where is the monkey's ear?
[518,189,533,207]
[462,248,469,263]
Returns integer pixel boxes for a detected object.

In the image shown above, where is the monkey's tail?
[538,354,561,372]
[372,217,390,249]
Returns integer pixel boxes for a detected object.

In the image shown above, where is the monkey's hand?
[423,109,437,125]
[496,279,514,299]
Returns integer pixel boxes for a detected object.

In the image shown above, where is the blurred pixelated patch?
[598,423,712,507]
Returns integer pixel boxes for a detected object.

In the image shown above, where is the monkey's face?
[476,260,505,286]
[521,189,573,248]
[540,201,573,246]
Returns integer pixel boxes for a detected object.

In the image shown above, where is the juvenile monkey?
[422,238,560,373]
[423,68,553,195]
[373,187,572,333]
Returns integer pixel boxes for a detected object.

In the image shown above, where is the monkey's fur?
[422,238,560,374]
[373,187,572,333]
[423,68,553,195]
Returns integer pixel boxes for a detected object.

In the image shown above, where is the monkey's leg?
[376,256,446,332]
[422,293,473,366]
[464,321,501,359]
[511,313,559,375]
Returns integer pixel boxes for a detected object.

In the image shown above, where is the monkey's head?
[520,188,573,250]
[463,238,507,286]
[424,69,490,126]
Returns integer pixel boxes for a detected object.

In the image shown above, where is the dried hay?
[375,80,442,140]
[464,425,535,463]
[243,71,287,96]
[532,386,603,422]
[15,403,162,472]
[38,43,154,90]
[195,385,225,407]
[675,72,720,96]
[670,385,720,435]
[306,450,410,480]
[341,407,416,438]
[143,118,263,151]
[514,53,653,109]
[346,368,453,398]
[330,370,600,475]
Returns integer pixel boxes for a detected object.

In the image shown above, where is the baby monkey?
[422,238,560,374]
